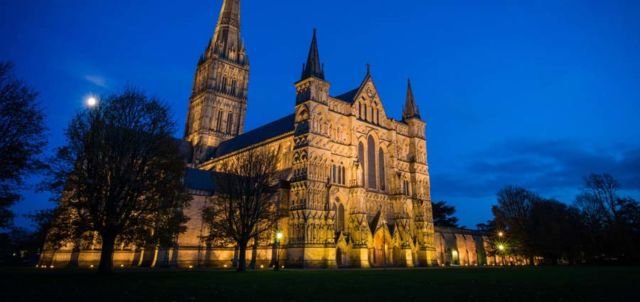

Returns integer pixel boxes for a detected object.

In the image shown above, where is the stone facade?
[40,0,493,269]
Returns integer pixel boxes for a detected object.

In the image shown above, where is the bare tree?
[575,173,640,262]
[46,89,190,273]
[204,148,279,271]
[492,186,539,263]
[0,62,46,229]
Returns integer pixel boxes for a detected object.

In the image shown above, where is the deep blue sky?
[1,0,639,229]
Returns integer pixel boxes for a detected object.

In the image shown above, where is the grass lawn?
[1,266,638,302]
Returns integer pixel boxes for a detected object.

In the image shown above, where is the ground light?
[274,230,283,271]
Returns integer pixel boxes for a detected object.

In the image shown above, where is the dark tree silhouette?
[492,186,540,263]
[432,201,460,228]
[203,148,279,272]
[529,199,584,264]
[0,62,46,229]
[575,173,640,262]
[46,89,190,273]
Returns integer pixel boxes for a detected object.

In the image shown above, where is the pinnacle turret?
[301,29,325,80]
[403,79,421,120]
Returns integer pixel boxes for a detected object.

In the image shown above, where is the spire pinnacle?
[209,0,246,64]
[301,29,325,80]
[403,79,421,120]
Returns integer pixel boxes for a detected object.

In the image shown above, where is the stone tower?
[289,30,337,268]
[403,79,436,265]
[185,0,249,162]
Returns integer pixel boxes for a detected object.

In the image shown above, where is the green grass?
[1,266,638,302]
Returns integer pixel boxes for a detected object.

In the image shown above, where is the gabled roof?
[214,114,295,157]
[331,69,375,105]
[333,88,359,104]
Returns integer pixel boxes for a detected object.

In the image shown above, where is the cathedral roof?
[184,168,217,195]
[214,113,295,158]
[332,67,375,104]
[333,88,359,104]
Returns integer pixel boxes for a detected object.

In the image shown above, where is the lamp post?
[274,230,283,271]
[497,244,506,266]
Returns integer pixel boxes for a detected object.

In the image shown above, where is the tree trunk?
[237,242,248,272]
[98,232,116,274]
[249,238,258,270]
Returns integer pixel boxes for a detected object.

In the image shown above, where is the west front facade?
[40,0,492,269]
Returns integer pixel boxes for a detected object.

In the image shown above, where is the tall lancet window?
[358,142,365,185]
[367,136,377,189]
[216,111,223,131]
[336,203,345,232]
[227,113,234,134]
[379,148,386,191]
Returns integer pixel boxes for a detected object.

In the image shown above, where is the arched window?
[231,79,237,95]
[336,203,345,231]
[341,166,346,185]
[216,111,223,131]
[367,136,376,189]
[227,113,234,133]
[403,180,411,196]
[364,104,368,121]
[358,142,365,185]
[379,148,386,191]
[332,165,337,184]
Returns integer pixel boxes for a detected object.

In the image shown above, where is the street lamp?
[497,244,506,266]
[274,230,283,271]
[498,231,504,238]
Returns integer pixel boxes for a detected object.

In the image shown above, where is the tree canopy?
[432,201,460,228]
[0,62,46,229]
[46,89,190,273]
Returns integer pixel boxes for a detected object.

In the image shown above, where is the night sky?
[1,0,639,229]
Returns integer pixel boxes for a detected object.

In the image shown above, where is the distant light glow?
[498,231,504,238]
[498,244,506,251]
[86,96,98,107]
[276,231,283,241]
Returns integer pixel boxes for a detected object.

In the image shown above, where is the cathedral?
[41,0,500,269]
[180,0,435,268]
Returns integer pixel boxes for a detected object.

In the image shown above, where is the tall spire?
[403,79,421,120]
[301,29,325,80]
[209,0,246,64]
